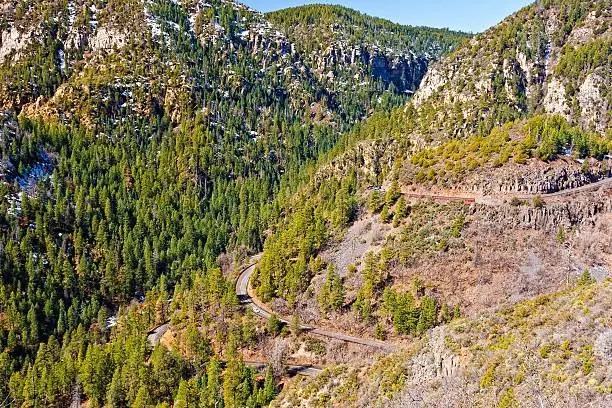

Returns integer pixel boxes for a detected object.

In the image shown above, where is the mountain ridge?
[250,1,611,404]
[0,1,609,407]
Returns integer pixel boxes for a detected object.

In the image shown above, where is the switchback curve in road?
[236,263,398,353]
[232,177,612,376]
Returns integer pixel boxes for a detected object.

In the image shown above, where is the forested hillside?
[0,0,471,406]
[254,0,611,404]
[412,0,611,138]
[268,5,469,107]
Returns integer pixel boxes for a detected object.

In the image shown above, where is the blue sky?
[242,0,534,33]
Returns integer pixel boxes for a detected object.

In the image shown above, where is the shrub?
[437,239,448,252]
[480,362,498,389]
[509,197,524,206]
[450,214,465,238]
[577,270,595,286]
[579,345,594,375]
[498,388,517,408]
[532,195,543,208]
[513,149,528,164]
[426,168,436,181]
[305,338,326,356]
[374,322,386,340]
[539,343,552,358]
[561,340,572,360]
[556,226,566,243]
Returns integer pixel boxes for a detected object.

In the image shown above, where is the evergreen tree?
[368,189,383,213]
[206,357,222,408]
[106,367,126,408]
[266,314,282,337]
[260,365,277,405]
[417,296,438,335]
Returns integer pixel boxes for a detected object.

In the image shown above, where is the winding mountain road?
[244,361,323,377]
[231,177,611,376]
[403,176,612,204]
[236,263,398,353]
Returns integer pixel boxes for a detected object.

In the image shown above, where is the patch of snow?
[543,42,551,77]
[106,316,118,329]
[58,49,66,73]
[68,1,76,27]
[90,5,98,30]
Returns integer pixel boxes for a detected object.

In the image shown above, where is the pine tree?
[132,385,151,408]
[96,307,108,343]
[206,357,222,408]
[374,322,386,340]
[242,310,257,348]
[385,178,400,205]
[393,196,408,227]
[106,367,125,408]
[260,365,277,405]
[222,337,245,408]
[380,204,392,223]
[417,296,437,335]
[330,273,345,312]
[290,312,302,337]
[453,305,461,319]
[174,379,196,408]
[266,313,282,336]
[27,305,39,343]
[368,189,383,213]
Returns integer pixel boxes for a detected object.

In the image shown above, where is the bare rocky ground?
[273,280,612,408]
[409,204,611,316]
[319,209,401,277]
[284,185,611,338]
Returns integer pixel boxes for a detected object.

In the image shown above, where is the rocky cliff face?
[2,0,456,128]
[411,0,611,138]
[313,137,401,190]
[317,44,429,92]
[475,193,612,231]
[461,159,612,195]
[266,4,468,106]
[0,0,333,126]
[371,53,429,92]
[0,25,29,63]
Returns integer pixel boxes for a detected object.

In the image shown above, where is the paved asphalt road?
[543,176,611,197]
[147,322,169,347]
[236,263,397,352]
[244,361,323,377]
[232,177,611,376]
[402,175,611,204]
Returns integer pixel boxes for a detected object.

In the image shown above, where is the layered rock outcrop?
[460,158,611,195]
[411,2,610,138]
[0,26,29,63]
[474,193,612,231]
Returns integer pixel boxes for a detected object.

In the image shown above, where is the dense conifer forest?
[0,0,610,406]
